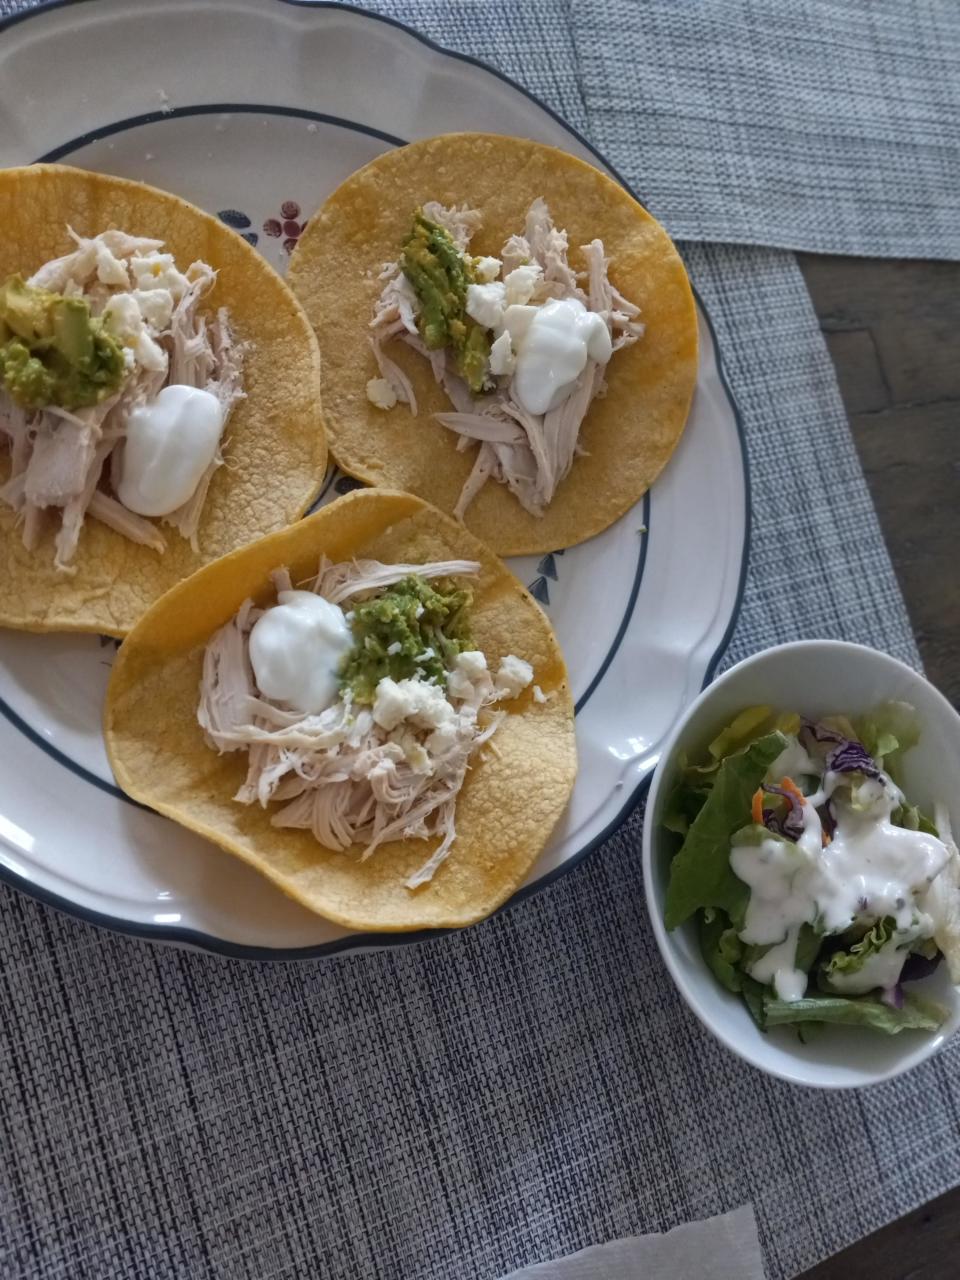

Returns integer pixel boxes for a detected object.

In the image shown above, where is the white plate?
[0,0,748,958]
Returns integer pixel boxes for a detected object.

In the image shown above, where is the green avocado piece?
[52,297,95,366]
[0,274,55,343]
[457,322,490,394]
[399,212,490,391]
[0,274,127,410]
[0,341,57,409]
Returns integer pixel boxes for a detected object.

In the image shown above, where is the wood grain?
[798,254,960,709]
[794,255,960,1278]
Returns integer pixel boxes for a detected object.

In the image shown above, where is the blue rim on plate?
[0,0,751,961]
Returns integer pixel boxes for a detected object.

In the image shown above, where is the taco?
[104,489,576,931]
[0,164,325,636]
[287,132,697,555]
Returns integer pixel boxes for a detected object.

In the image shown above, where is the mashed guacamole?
[342,574,472,702]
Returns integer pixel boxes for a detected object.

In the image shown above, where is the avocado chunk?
[52,297,95,366]
[0,274,127,410]
[0,342,57,409]
[0,274,55,343]
[399,213,490,394]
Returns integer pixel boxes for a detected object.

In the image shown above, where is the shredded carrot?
[751,788,764,824]
[780,776,805,804]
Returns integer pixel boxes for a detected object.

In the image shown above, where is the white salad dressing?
[748,927,807,1002]
[117,385,223,517]
[249,591,354,715]
[731,777,950,1002]
[512,297,612,416]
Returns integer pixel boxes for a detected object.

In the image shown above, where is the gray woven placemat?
[389,0,960,259]
[0,3,953,1279]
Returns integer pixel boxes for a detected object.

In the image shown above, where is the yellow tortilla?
[104,489,577,932]
[287,132,698,555]
[0,164,326,636]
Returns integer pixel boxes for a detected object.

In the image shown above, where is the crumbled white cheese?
[455,650,488,680]
[372,677,456,732]
[445,672,470,701]
[371,679,409,731]
[473,255,502,283]
[495,654,534,699]
[386,640,403,656]
[366,377,398,411]
[100,293,168,372]
[504,263,542,306]
[131,288,174,331]
[130,252,190,297]
[94,241,131,288]
[532,684,548,704]
[465,281,506,330]
[489,330,516,377]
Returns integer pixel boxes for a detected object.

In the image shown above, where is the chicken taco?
[104,489,577,931]
[0,164,325,635]
[287,133,698,555]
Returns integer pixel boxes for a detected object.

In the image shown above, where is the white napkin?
[499,1205,765,1279]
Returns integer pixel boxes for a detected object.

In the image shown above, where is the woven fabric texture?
[0,3,950,1280]
[370,0,960,259]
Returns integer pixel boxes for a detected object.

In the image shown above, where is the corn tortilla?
[104,489,577,932]
[0,164,326,637]
[287,133,698,555]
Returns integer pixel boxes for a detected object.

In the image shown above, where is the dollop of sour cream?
[730,778,950,1002]
[249,591,354,716]
[511,297,612,416]
[117,384,223,517]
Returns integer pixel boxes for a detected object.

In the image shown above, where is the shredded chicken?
[0,230,245,569]
[198,558,528,889]
[370,199,645,519]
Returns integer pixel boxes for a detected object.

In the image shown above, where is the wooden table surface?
[793,255,960,1279]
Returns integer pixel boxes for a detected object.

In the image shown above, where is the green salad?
[663,703,960,1037]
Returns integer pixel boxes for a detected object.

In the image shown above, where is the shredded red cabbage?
[900,951,942,983]
[825,739,882,779]
[800,717,883,779]
[762,783,805,842]
[799,717,845,747]
[881,953,941,1009]
[818,802,837,840]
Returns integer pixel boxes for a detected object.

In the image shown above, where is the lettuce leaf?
[741,922,821,981]
[853,700,920,779]
[706,706,799,763]
[662,780,712,836]
[741,975,768,1029]
[764,992,945,1034]
[796,925,822,973]
[664,731,788,930]
[699,909,745,993]
[818,917,899,993]
[892,802,939,837]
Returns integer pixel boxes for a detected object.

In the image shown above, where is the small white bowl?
[642,639,960,1089]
